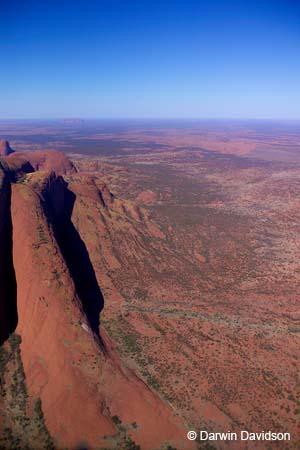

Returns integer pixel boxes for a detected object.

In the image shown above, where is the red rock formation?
[0,140,14,156]
[0,164,194,449]
[11,177,116,449]
[7,149,77,175]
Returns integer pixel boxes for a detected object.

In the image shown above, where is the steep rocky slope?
[0,140,14,157]
[0,144,193,450]
[0,165,17,346]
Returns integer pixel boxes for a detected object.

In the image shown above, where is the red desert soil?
[0,146,194,450]
[70,138,300,450]
[2,124,300,449]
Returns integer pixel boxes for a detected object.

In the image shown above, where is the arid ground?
[0,119,300,450]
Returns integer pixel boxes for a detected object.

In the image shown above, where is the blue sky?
[1,0,300,119]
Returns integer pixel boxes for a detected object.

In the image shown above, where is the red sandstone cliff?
[0,144,193,450]
[0,140,14,156]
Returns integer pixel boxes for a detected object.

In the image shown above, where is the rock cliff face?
[0,144,192,450]
[11,176,116,449]
[0,140,14,156]
[0,165,17,346]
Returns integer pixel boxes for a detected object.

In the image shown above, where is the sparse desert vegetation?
[1,120,300,449]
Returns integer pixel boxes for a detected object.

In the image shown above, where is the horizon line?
[1,116,300,122]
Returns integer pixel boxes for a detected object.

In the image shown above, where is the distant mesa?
[62,118,85,124]
[0,140,15,156]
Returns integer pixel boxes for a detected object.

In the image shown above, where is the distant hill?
[62,118,85,123]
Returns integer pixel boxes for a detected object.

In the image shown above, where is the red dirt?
[0,147,195,450]
[2,123,300,449]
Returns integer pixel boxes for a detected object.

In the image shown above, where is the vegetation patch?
[0,333,55,450]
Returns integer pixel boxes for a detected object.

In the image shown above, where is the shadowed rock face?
[0,140,14,156]
[0,149,191,450]
[0,166,17,345]
[41,176,104,339]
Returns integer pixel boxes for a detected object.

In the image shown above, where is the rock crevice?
[0,165,17,345]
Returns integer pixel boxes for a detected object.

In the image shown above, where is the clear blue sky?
[1,0,300,119]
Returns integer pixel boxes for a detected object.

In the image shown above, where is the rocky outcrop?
[0,140,14,156]
[7,149,77,175]
[11,179,116,449]
[0,157,193,449]
[0,141,76,176]
[68,175,114,208]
